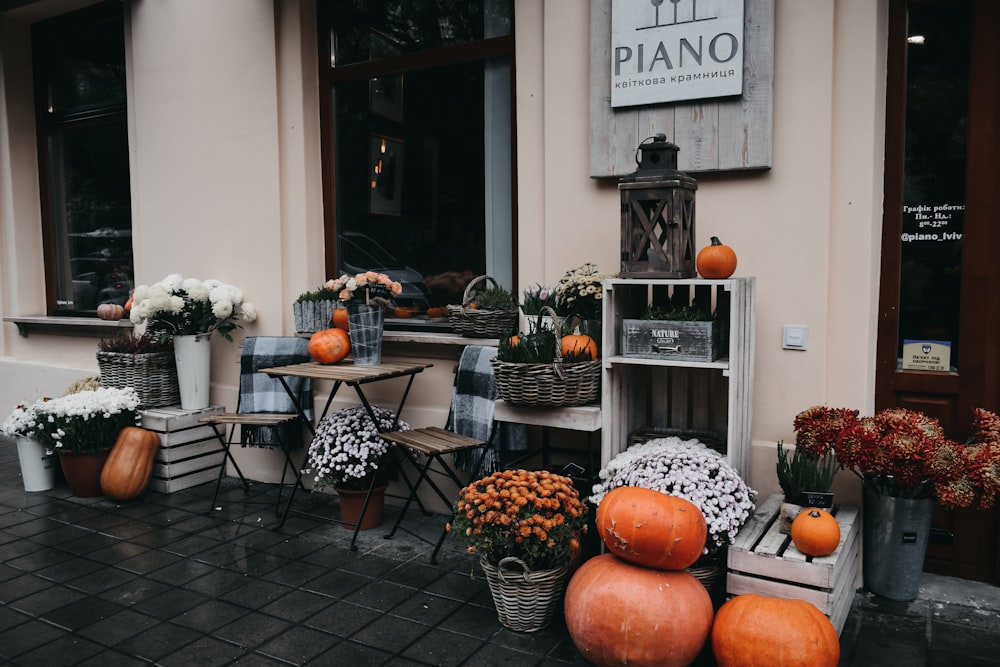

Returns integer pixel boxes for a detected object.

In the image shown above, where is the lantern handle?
[634,133,668,165]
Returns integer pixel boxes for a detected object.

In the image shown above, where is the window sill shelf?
[4,316,133,338]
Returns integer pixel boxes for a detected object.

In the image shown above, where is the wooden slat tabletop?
[260,361,433,383]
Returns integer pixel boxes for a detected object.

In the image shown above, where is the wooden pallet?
[726,494,859,634]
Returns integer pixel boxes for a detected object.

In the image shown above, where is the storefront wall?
[0,0,887,504]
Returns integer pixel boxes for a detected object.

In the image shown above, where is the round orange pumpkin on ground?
[565,553,714,667]
[712,593,840,667]
[696,236,738,279]
[331,307,349,330]
[791,508,841,557]
[596,486,707,570]
[309,327,350,364]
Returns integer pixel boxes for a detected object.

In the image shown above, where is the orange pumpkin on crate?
[309,328,350,364]
[790,508,841,557]
[696,236,738,279]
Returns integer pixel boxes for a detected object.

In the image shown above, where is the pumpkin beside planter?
[100,426,161,501]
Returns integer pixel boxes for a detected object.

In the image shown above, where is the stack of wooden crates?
[726,494,860,634]
[140,405,225,493]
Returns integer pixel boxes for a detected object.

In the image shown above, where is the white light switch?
[783,325,808,350]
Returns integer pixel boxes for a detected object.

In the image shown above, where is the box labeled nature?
[622,319,720,362]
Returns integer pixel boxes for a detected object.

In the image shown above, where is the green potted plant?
[294,282,342,334]
[621,297,718,363]
[776,406,859,534]
[776,440,839,533]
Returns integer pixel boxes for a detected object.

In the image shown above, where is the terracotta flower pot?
[59,450,110,498]
[335,483,387,530]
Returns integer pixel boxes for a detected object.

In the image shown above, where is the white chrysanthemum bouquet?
[25,387,140,455]
[592,437,757,556]
[305,406,410,491]
[129,273,258,341]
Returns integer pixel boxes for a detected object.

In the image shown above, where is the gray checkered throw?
[451,345,526,475]
[238,336,313,449]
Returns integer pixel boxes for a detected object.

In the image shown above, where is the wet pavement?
[1,444,999,666]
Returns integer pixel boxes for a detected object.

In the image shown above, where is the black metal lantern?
[619,135,698,278]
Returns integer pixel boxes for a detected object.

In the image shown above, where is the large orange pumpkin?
[696,236,738,279]
[596,487,707,570]
[100,427,161,501]
[331,307,349,331]
[565,553,714,667]
[561,333,598,361]
[712,594,840,667]
[309,328,350,364]
[791,508,841,557]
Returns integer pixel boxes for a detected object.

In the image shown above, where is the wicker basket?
[685,560,725,593]
[447,275,518,338]
[97,351,180,409]
[481,556,571,633]
[492,308,600,407]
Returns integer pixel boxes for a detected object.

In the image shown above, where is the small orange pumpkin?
[331,307,349,331]
[790,508,841,557]
[96,303,126,321]
[308,328,351,364]
[696,236,738,279]
[561,333,598,361]
[596,486,707,570]
[712,593,840,667]
[100,427,161,501]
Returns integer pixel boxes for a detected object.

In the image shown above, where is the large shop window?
[32,4,132,317]
[321,0,514,332]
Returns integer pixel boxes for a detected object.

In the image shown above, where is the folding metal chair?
[382,345,497,562]
[200,336,313,516]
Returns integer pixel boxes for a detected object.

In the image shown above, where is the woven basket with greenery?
[447,275,518,338]
[491,307,600,407]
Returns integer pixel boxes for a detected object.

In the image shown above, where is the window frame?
[316,2,519,330]
[31,2,131,318]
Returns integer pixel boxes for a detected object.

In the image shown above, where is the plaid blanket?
[238,336,313,449]
[451,345,526,475]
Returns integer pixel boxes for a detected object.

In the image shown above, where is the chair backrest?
[238,337,313,446]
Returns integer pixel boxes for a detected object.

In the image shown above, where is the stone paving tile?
[4,445,1000,666]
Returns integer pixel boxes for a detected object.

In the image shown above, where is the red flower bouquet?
[826,406,1000,509]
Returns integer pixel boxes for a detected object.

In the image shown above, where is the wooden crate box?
[140,405,225,493]
[726,494,859,634]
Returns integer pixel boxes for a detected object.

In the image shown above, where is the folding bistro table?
[259,360,433,548]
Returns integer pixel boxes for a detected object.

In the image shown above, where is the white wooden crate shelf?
[726,494,860,635]
[600,277,755,480]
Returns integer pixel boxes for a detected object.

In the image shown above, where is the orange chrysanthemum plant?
[448,469,589,571]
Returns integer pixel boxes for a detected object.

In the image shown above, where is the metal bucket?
[862,485,934,601]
